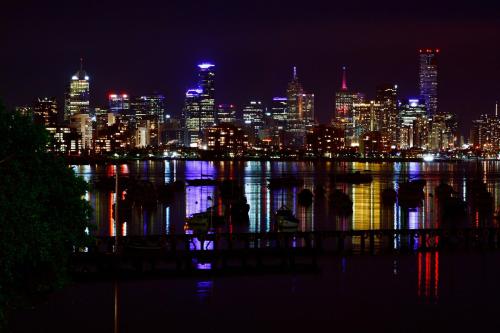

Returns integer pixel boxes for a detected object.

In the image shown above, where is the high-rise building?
[419,49,439,116]
[183,88,203,147]
[352,101,383,146]
[65,59,90,120]
[182,62,216,147]
[132,94,166,122]
[242,100,265,138]
[286,67,312,146]
[33,97,58,127]
[70,113,93,151]
[376,84,399,147]
[333,67,364,146]
[398,98,427,149]
[271,97,288,123]
[109,94,130,116]
[217,104,237,124]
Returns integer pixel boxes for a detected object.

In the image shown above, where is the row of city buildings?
[15,51,500,159]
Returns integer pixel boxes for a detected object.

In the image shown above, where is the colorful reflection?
[73,160,500,238]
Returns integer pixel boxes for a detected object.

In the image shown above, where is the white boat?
[275,206,300,228]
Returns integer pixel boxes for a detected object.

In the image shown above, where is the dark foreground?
[10,251,500,333]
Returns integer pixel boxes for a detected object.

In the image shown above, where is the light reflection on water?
[72,160,500,237]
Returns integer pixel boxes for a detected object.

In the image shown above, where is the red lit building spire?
[341,66,348,91]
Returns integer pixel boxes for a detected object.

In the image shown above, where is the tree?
[0,102,92,323]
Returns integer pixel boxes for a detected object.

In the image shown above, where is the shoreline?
[61,156,493,165]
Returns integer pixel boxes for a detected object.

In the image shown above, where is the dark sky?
[1,0,500,135]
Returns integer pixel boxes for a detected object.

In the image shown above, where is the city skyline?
[2,1,500,133]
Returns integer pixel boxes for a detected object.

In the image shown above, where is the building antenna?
[293,66,297,79]
[496,101,498,117]
[341,66,348,91]
[80,57,83,71]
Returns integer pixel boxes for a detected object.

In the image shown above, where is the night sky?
[1,0,499,134]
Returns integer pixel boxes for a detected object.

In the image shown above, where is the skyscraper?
[333,66,364,146]
[183,88,203,147]
[242,100,265,137]
[376,84,399,147]
[65,59,90,120]
[419,49,439,116]
[131,94,166,121]
[398,98,427,149]
[286,67,311,146]
[182,62,216,147]
[109,94,130,115]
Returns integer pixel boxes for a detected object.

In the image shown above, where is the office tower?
[286,67,312,146]
[351,101,383,146]
[65,59,90,120]
[206,123,249,157]
[333,66,364,146]
[183,88,203,147]
[109,93,130,115]
[271,97,288,123]
[198,62,216,127]
[132,94,166,122]
[419,49,439,115]
[217,104,237,124]
[33,97,58,127]
[242,100,265,138]
[301,93,315,131]
[471,104,500,152]
[398,98,428,149]
[376,84,399,147]
[182,62,216,147]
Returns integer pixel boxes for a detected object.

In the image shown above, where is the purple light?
[198,63,215,69]
[273,97,287,101]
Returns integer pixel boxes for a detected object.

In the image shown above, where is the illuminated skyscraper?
[419,49,439,115]
[33,97,58,127]
[398,98,427,149]
[65,59,90,120]
[132,94,166,122]
[182,62,216,147]
[286,67,313,146]
[108,93,130,115]
[183,88,203,147]
[271,97,288,123]
[376,84,399,147]
[333,67,364,146]
[242,100,265,137]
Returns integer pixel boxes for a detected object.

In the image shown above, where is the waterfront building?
[419,49,439,115]
[286,67,314,147]
[217,103,237,124]
[306,125,345,158]
[205,123,249,157]
[65,60,90,120]
[33,97,58,127]
[471,107,500,153]
[361,131,389,157]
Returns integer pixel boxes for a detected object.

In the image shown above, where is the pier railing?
[87,227,500,255]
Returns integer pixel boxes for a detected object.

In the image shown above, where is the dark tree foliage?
[0,102,92,322]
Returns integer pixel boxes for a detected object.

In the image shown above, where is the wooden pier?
[71,228,500,276]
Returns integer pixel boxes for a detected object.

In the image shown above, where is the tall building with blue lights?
[419,49,439,116]
[183,63,216,147]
